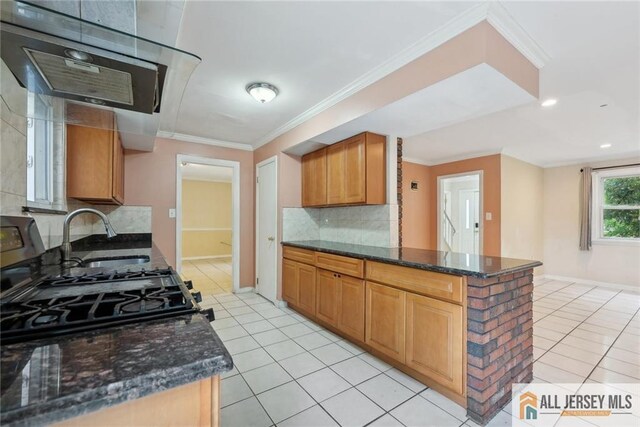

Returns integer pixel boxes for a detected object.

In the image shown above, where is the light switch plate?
[169,208,176,218]
[485,212,492,220]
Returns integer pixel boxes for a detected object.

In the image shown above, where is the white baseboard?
[235,286,255,294]
[275,300,288,309]
[182,255,232,261]
[539,274,639,293]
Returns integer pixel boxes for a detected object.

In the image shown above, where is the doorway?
[256,156,278,304]
[176,155,240,295]
[437,172,482,254]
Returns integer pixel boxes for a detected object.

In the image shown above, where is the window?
[26,93,54,205]
[593,167,640,242]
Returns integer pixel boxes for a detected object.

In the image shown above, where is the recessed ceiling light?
[246,82,278,103]
[600,143,612,149]
[541,98,557,107]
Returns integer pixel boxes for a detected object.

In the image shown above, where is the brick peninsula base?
[466,269,534,425]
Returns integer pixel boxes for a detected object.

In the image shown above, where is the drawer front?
[315,252,364,279]
[283,246,315,265]
[366,262,463,304]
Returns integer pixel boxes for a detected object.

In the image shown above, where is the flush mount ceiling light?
[541,98,557,107]
[600,143,612,149]
[246,82,278,103]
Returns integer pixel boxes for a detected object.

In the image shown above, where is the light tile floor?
[200,278,640,427]
[182,257,233,296]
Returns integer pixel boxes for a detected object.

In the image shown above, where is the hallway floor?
[181,257,233,296]
[202,278,640,427]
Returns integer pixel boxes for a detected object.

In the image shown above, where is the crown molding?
[157,131,253,151]
[402,157,432,167]
[253,2,492,149]
[404,149,504,167]
[486,2,550,69]
[253,1,549,150]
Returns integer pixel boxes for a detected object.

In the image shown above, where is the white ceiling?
[181,164,233,182]
[171,1,478,145]
[169,1,639,167]
[402,0,640,167]
[312,63,535,146]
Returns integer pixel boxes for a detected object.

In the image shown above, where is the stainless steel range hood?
[0,0,200,150]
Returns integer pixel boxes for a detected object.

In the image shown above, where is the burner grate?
[42,268,175,286]
[0,270,198,343]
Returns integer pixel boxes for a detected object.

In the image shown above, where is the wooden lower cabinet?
[282,259,316,317]
[406,293,464,395]
[316,269,339,326]
[297,263,317,316]
[282,259,299,304]
[54,376,220,427]
[337,275,365,341]
[365,281,406,363]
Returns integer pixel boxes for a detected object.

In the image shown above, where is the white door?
[459,190,480,254]
[256,158,278,303]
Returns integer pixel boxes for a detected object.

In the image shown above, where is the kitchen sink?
[81,255,150,268]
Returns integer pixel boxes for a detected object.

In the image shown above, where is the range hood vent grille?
[24,48,136,106]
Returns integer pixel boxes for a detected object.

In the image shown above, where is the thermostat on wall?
[410,181,419,191]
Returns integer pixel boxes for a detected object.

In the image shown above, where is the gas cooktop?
[1,268,214,344]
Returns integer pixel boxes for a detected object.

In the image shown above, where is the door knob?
[267,236,275,241]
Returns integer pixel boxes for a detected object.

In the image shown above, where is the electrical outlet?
[169,208,176,218]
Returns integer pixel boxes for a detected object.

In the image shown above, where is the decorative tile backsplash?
[283,205,399,248]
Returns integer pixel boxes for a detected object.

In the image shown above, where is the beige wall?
[401,161,431,249]
[543,158,640,287]
[501,155,544,274]
[182,179,232,259]
[124,138,255,287]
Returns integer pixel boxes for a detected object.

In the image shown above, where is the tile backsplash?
[282,205,399,248]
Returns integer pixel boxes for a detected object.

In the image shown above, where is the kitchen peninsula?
[282,240,541,424]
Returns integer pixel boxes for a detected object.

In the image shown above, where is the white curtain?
[579,167,592,251]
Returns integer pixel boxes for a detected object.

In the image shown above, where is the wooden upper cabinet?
[405,293,464,395]
[344,135,366,204]
[303,132,386,207]
[66,106,124,205]
[302,148,327,206]
[326,143,346,205]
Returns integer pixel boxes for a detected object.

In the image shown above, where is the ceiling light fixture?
[600,143,612,149]
[246,82,278,103]
[541,98,557,107]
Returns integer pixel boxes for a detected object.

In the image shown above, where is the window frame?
[26,92,54,206]
[591,166,640,245]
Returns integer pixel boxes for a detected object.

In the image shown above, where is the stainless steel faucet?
[61,208,117,262]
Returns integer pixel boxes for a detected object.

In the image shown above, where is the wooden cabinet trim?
[366,261,463,304]
[315,252,364,278]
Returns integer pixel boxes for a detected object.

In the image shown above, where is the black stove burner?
[42,268,175,286]
[0,269,209,344]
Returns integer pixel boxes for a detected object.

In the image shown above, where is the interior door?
[257,158,278,303]
[459,190,480,254]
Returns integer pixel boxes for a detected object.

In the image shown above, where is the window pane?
[603,208,640,238]
[603,176,640,206]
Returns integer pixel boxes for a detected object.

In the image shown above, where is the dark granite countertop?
[0,234,233,426]
[282,240,541,278]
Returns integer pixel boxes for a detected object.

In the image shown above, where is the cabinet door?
[326,143,346,205]
[66,126,113,200]
[337,275,365,342]
[282,259,298,305]
[406,293,464,395]
[302,149,327,207]
[112,131,125,204]
[365,282,406,363]
[344,135,366,204]
[297,263,316,316]
[316,269,339,326]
